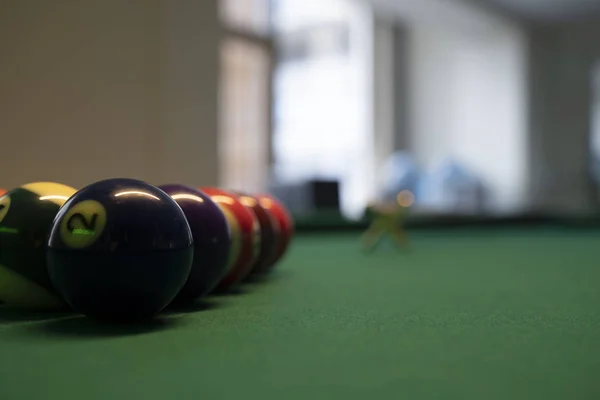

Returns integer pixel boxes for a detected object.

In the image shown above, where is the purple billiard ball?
[158,184,231,305]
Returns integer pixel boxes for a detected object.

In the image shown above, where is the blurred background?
[2,0,600,222]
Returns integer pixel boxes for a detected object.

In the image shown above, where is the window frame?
[220,9,276,187]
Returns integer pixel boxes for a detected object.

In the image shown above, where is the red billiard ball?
[200,187,259,291]
[255,194,294,271]
[235,192,281,277]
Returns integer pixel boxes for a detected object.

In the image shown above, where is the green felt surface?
[1,228,600,400]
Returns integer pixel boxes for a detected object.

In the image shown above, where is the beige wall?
[0,0,220,190]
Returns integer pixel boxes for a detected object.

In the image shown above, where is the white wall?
[369,0,600,215]
[407,22,528,212]
[0,0,220,190]
[407,27,457,166]
[528,20,600,214]
[363,0,529,212]
[371,17,396,190]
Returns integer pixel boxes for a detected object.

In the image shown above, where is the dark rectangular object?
[311,180,340,210]
[269,179,340,216]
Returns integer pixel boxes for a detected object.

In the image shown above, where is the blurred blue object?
[380,152,420,202]
[418,158,488,213]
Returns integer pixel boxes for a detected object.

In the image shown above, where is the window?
[219,0,273,192]
[271,0,373,219]
[220,0,271,35]
[220,39,271,192]
[219,0,374,217]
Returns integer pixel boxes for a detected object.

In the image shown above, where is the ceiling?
[467,0,600,21]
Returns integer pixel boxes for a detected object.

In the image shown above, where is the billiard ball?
[0,182,77,310]
[0,188,6,196]
[235,193,280,277]
[255,194,294,271]
[47,178,193,321]
[200,187,259,291]
[158,184,231,305]
[208,196,243,278]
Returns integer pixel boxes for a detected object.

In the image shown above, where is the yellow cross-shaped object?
[361,190,414,251]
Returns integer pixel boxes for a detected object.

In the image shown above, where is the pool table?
[1,227,600,400]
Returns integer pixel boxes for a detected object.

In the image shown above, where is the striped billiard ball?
[200,187,259,292]
[0,182,77,310]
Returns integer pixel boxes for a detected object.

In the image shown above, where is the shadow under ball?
[47,178,193,322]
[158,184,231,305]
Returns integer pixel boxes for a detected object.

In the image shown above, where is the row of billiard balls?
[0,178,293,322]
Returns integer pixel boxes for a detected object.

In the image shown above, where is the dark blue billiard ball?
[158,184,231,305]
[46,178,193,321]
